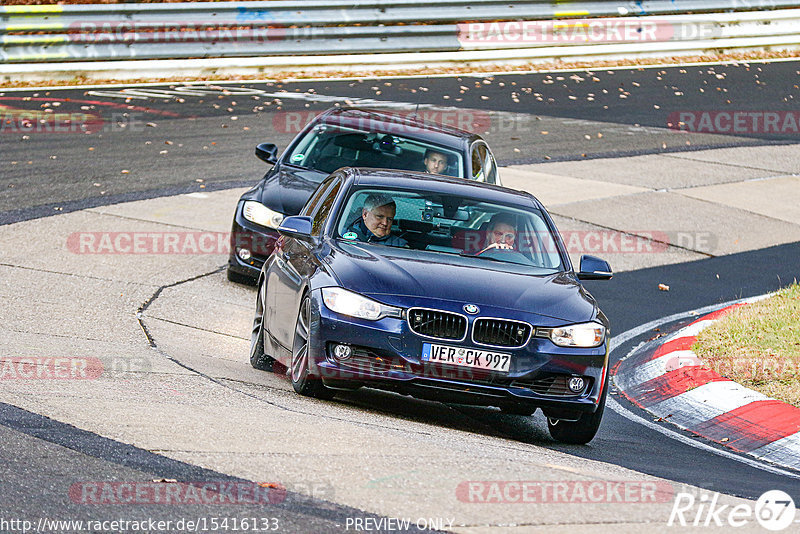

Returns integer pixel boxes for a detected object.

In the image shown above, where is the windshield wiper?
[458,251,507,263]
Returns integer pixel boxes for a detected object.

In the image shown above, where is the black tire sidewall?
[250,281,274,371]
[548,372,609,444]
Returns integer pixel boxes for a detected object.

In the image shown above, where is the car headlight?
[550,322,605,348]
[321,288,402,321]
[243,201,284,229]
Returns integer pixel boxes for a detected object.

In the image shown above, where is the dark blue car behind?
[228,107,501,284]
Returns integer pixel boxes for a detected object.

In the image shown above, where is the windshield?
[335,187,565,271]
[285,124,464,177]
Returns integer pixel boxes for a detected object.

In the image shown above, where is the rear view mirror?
[255,143,278,164]
[577,255,612,280]
[373,135,401,155]
[421,206,470,222]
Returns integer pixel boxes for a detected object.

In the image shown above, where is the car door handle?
[282,251,292,260]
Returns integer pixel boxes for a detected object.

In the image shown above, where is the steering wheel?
[475,242,514,256]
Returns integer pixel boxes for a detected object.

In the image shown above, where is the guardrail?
[1,1,800,70]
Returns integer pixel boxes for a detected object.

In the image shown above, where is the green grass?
[693,283,800,407]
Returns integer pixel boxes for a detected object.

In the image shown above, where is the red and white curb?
[613,298,800,471]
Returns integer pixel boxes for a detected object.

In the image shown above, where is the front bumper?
[308,291,608,414]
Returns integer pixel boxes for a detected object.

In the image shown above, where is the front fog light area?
[568,376,585,393]
[333,344,352,361]
[237,248,251,261]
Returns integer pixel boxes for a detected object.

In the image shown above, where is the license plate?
[421,343,511,373]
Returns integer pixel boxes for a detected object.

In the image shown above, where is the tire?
[228,267,256,286]
[290,296,336,400]
[250,280,276,371]
[547,374,608,444]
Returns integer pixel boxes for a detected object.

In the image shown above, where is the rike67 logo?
[669,490,796,530]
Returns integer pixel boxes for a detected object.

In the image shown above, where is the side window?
[523,212,562,269]
[471,145,484,181]
[301,175,337,217]
[311,179,342,236]
[470,143,497,184]
[470,145,483,182]
[483,147,498,185]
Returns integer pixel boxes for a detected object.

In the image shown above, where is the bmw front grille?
[407,308,468,341]
[472,318,532,348]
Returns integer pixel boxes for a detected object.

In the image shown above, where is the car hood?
[327,241,597,323]
[258,164,327,216]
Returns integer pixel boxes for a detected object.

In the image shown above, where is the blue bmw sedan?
[250,167,612,444]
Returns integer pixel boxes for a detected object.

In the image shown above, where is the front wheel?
[290,296,335,400]
[250,280,276,371]
[547,374,608,444]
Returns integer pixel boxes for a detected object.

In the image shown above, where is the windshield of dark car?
[335,188,565,271]
[285,124,464,178]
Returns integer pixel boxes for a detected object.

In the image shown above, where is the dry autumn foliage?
[694,283,800,407]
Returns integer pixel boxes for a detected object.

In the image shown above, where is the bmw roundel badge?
[463,304,479,315]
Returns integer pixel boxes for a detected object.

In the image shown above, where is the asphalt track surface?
[3,58,800,222]
[0,404,386,531]
[2,61,800,528]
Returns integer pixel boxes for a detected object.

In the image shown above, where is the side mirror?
[255,143,278,164]
[577,255,612,280]
[277,216,313,242]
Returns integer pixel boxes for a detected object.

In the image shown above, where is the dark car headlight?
[322,288,402,321]
[243,201,284,229]
[550,322,606,348]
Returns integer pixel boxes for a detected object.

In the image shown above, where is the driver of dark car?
[347,194,408,247]
[423,149,449,175]
[477,212,517,255]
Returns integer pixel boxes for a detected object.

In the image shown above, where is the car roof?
[345,167,543,210]
[315,107,481,148]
